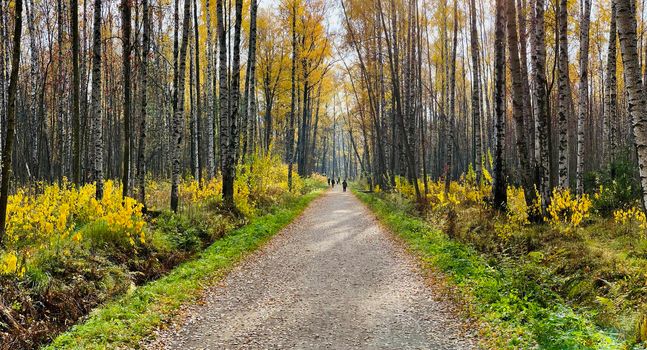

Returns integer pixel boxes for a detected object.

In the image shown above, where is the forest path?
[146,188,478,350]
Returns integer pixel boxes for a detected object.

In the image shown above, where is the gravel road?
[146,188,478,350]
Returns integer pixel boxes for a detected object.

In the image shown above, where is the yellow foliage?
[0,251,20,276]
[3,179,146,272]
[613,206,647,235]
[546,188,592,232]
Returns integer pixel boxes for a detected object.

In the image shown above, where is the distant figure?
[327,178,331,186]
[331,179,335,188]
[342,179,348,192]
[337,177,340,184]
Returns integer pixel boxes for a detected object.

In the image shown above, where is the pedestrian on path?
[342,179,348,192]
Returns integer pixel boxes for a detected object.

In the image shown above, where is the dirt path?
[147,188,478,349]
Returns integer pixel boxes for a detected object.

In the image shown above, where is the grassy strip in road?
[354,190,621,350]
[44,189,324,350]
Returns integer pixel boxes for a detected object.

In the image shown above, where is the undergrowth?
[0,154,325,350]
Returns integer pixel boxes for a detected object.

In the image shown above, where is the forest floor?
[145,188,478,349]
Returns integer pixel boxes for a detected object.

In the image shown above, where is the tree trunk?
[171,0,192,212]
[222,0,243,206]
[576,0,591,194]
[91,0,104,199]
[205,0,215,179]
[506,0,535,207]
[605,0,618,163]
[217,0,229,194]
[616,0,647,211]
[469,0,482,181]
[493,0,507,209]
[121,0,132,198]
[137,0,150,206]
[71,0,81,184]
[557,0,570,188]
[532,0,551,211]
[287,0,297,191]
[0,0,22,245]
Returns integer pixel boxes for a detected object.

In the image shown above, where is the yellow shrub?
[613,206,647,236]
[546,188,592,232]
[494,186,530,240]
[3,179,146,272]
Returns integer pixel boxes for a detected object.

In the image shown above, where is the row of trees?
[0,0,346,243]
[338,0,647,214]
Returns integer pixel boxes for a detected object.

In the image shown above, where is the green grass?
[354,190,622,350]
[44,189,323,350]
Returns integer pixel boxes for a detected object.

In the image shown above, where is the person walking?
[342,179,348,192]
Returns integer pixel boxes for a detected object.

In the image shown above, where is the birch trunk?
[469,0,482,181]
[493,0,507,209]
[506,0,534,205]
[137,0,150,206]
[605,0,618,162]
[71,0,81,184]
[616,0,647,211]
[91,0,104,199]
[222,0,242,206]
[532,0,551,210]
[217,0,229,190]
[287,0,297,191]
[205,0,215,179]
[576,0,591,194]
[170,0,191,212]
[557,0,570,188]
[0,0,22,245]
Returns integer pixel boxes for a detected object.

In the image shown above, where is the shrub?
[546,188,592,232]
[590,157,642,216]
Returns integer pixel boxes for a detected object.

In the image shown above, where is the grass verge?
[44,189,323,349]
[354,189,622,350]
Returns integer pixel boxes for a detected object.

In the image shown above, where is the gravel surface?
[146,188,478,350]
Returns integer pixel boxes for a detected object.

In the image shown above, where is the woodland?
[2,0,647,348]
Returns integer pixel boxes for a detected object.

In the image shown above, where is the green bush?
[588,156,642,216]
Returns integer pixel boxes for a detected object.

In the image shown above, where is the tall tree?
[91,0,104,199]
[605,0,618,163]
[616,0,647,211]
[221,0,243,206]
[205,0,215,179]
[0,0,23,245]
[137,0,150,207]
[506,0,534,206]
[121,0,132,198]
[287,0,297,191]
[217,0,229,196]
[469,0,482,181]
[576,0,591,194]
[493,0,507,209]
[445,0,458,195]
[557,0,570,188]
[170,0,192,212]
[242,0,258,159]
[192,0,202,183]
[532,0,551,211]
[71,0,81,184]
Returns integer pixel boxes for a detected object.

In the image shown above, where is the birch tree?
[616,0,647,211]
[91,0,104,199]
[557,0,570,188]
[171,0,192,212]
[576,0,591,194]
[0,0,23,245]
